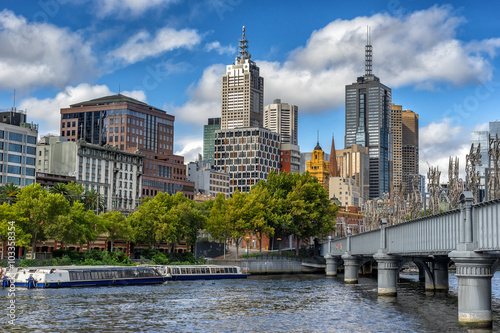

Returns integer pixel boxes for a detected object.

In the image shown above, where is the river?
[3,271,500,332]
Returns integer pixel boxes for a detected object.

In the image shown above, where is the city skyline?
[1,1,500,180]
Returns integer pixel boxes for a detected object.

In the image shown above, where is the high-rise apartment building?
[0,109,38,187]
[221,27,264,130]
[263,99,298,145]
[344,35,392,199]
[402,110,419,192]
[60,94,194,199]
[392,104,402,190]
[203,117,221,165]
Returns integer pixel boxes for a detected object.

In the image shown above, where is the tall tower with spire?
[221,26,264,130]
[344,27,392,200]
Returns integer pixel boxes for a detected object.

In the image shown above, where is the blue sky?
[1,0,500,179]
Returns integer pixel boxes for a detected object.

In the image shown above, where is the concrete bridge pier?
[449,251,497,328]
[374,252,401,296]
[342,254,361,284]
[424,256,450,292]
[324,255,340,276]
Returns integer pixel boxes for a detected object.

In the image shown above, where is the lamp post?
[277,237,282,257]
[246,236,250,260]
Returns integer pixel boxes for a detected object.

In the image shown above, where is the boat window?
[91,272,98,280]
[181,268,187,274]
[84,272,91,280]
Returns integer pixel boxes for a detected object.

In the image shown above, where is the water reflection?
[2,272,500,332]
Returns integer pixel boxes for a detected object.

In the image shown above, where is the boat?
[2,265,169,289]
[153,265,247,281]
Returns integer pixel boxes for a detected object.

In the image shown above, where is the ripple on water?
[4,273,500,332]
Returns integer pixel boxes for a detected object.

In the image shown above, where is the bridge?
[320,192,500,328]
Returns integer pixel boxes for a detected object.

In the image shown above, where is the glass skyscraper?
[203,117,220,165]
[344,39,392,199]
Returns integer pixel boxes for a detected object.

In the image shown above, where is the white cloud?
[169,64,225,126]
[174,137,203,164]
[109,27,201,65]
[0,9,96,90]
[419,118,470,181]
[204,41,236,55]
[93,0,179,18]
[172,5,500,125]
[19,83,146,136]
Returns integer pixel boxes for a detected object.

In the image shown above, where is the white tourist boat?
[2,265,169,289]
[151,265,247,281]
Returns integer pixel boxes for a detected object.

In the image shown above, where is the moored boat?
[153,265,247,281]
[2,265,169,289]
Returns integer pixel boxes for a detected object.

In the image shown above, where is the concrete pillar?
[325,255,339,276]
[342,254,361,284]
[449,251,497,328]
[374,252,401,296]
[423,257,450,291]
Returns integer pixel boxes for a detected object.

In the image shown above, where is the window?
[9,132,23,142]
[25,168,35,176]
[7,155,21,163]
[110,127,113,133]
[26,147,36,155]
[27,136,36,144]
[8,143,22,153]
[6,177,20,185]
[8,165,21,174]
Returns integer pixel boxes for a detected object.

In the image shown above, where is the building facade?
[221,27,264,130]
[60,94,194,199]
[306,142,329,192]
[329,177,361,207]
[392,104,402,189]
[263,99,298,145]
[280,143,301,174]
[213,127,280,194]
[36,136,143,211]
[0,109,38,187]
[187,159,230,197]
[336,144,370,204]
[203,117,221,165]
[402,110,419,193]
[344,39,392,199]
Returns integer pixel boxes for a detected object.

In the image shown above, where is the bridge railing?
[474,198,500,251]
[349,229,379,255]
[386,209,460,254]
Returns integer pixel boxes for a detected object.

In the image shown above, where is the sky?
[1,0,500,181]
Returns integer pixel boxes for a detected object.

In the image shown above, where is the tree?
[0,182,20,204]
[101,211,132,252]
[0,202,30,248]
[45,202,94,248]
[14,184,70,259]
[172,200,207,250]
[245,186,275,252]
[83,189,105,213]
[225,190,251,258]
[206,193,231,248]
[49,183,70,196]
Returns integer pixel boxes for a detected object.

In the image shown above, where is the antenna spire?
[237,26,250,63]
[365,26,373,76]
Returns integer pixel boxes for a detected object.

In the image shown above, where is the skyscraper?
[60,94,194,199]
[402,110,419,192]
[263,99,298,145]
[344,32,392,199]
[203,117,221,165]
[214,27,280,194]
[221,26,264,130]
[391,104,402,190]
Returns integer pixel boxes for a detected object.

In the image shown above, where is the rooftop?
[69,94,151,108]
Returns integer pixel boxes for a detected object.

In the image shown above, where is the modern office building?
[36,136,143,211]
[60,94,194,199]
[392,104,402,189]
[306,142,329,192]
[221,27,264,130]
[187,159,230,197]
[402,110,419,193]
[203,117,221,165]
[280,143,300,174]
[213,127,280,194]
[344,36,392,199]
[263,99,298,145]
[336,144,370,204]
[0,108,38,187]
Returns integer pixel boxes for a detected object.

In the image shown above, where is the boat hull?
[171,274,247,281]
[12,277,167,288]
